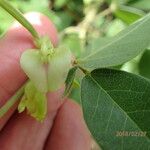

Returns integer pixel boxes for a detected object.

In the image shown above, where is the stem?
[0,84,25,118]
[78,6,98,38]
[0,0,39,40]
[95,7,112,20]
[78,65,90,75]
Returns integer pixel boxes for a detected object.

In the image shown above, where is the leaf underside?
[78,13,150,70]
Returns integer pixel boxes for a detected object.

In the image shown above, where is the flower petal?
[20,49,48,93]
[48,47,72,91]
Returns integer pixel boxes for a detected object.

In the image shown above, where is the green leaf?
[115,5,144,24]
[128,0,150,11]
[121,54,142,74]
[64,66,78,96]
[83,37,112,58]
[78,13,150,70]
[48,46,72,91]
[20,49,48,93]
[139,50,150,79]
[81,68,150,149]
[18,81,47,121]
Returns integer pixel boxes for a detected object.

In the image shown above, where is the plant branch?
[78,65,90,75]
[61,5,112,45]
[96,7,112,20]
[0,0,40,40]
[0,83,26,118]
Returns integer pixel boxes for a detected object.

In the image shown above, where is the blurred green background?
[0,0,150,103]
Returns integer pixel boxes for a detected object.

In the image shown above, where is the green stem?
[0,0,39,40]
[0,84,25,118]
[78,65,90,75]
